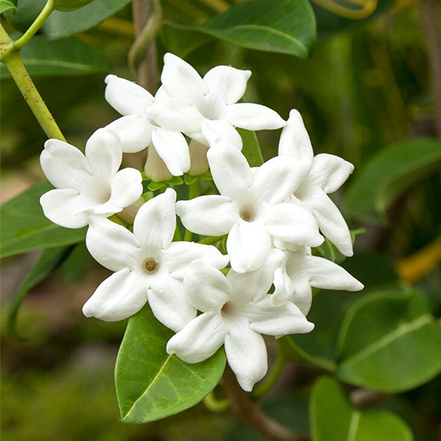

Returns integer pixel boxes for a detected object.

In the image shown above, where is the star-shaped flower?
[82,189,228,332]
[273,246,364,314]
[146,53,285,149]
[166,252,314,391]
[176,145,323,273]
[40,129,142,229]
[279,110,355,256]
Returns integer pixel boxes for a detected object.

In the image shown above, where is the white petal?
[133,188,177,252]
[161,242,228,279]
[251,156,311,205]
[291,278,313,315]
[201,119,243,150]
[105,115,152,153]
[222,103,285,130]
[83,268,147,321]
[148,274,197,332]
[203,65,251,105]
[86,217,141,271]
[105,74,153,116]
[207,146,253,203]
[246,295,314,336]
[278,109,313,159]
[227,249,284,303]
[40,139,92,191]
[167,312,226,363]
[260,202,323,247]
[272,266,294,306]
[144,145,173,182]
[308,153,354,194]
[183,260,231,312]
[85,128,122,178]
[40,189,90,229]
[227,221,272,273]
[161,53,208,101]
[176,196,239,236]
[152,128,190,176]
[225,321,268,392]
[107,168,143,210]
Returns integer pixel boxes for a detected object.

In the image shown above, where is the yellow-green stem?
[203,391,229,412]
[252,346,285,399]
[184,181,199,242]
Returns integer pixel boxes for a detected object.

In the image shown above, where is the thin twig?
[222,367,308,441]
[350,388,391,409]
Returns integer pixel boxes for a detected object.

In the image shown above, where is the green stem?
[14,0,55,50]
[198,235,223,245]
[203,391,230,412]
[253,345,286,399]
[184,181,199,242]
[0,25,65,140]
[173,225,182,241]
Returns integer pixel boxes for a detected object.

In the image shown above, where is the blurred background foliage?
[1,0,441,440]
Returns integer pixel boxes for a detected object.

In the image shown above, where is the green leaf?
[54,0,97,12]
[7,245,72,341]
[336,290,441,392]
[316,228,365,264]
[0,181,86,259]
[310,377,414,441]
[345,138,441,224]
[0,35,107,79]
[0,0,17,14]
[43,0,133,41]
[115,305,226,423]
[163,0,316,59]
[3,0,45,32]
[238,128,264,167]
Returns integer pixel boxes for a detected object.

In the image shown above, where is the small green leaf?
[163,0,316,58]
[0,35,107,79]
[184,173,199,186]
[316,228,365,264]
[336,290,441,392]
[345,138,441,224]
[115,305,226,423]
[7,245,72,341]
[0,0,17,14]
[43,0,133,41]
[54,0,96,12]
[0,181,86,259]
[310,377,414,441]
[238,128,264,167]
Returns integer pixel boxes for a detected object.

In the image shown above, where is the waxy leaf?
[54,0,97,12]
[115,305,226,423]
[316,228,365,264]
[164,0,316,59]
[0,35,107,79]
[311,377,414,441]
[238,128,264,167]
[0,181,86,259]
[0,0,17,14]
[336,290,441,392]
[3,0,45,32]
[345,138,441,224]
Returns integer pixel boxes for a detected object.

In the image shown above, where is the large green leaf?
[3,0,45,32]
[43,0,133,41]
[7,245,72,340]
[115,305,226,423]
[310,377,414,441]
[0,35,107,79]
[163,0,316,59]
[336,290,441,392]
[54,0,97,12]
[238,128,264,167]
[0,181,86,259]
[345,138,441,224]
[0,0,17,14]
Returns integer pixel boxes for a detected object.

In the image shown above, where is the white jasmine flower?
[176,145,323,273]
[166,253,314,392]
[82,189,228,331]
[273,247,364,314]
[104,75,190,177]
[279,109,355,256]
[146,53,285,149]
[40,129,142,229]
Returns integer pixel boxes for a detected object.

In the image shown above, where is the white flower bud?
[188,140,209,176]
[144,146,173,182]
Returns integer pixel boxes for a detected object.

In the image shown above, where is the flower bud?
[144,146,173,182]
[188,140,209,176]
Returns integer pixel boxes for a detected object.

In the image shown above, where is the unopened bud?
[144,146,173,182]
[117,197,145,224]
[188,140,209,176]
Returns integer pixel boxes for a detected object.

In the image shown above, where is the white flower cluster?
[39,53,363,392]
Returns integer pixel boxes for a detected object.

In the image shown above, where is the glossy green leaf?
[336,290,441,392]
[7,245,72,341]
[54,0,96,12]
[238,128,264,167]
[316,228,365,264]
[3,0,45,32]
[0,0,17,14]
[345,138,441,224]
[164,0,316,58]
[115,305,226,423]
[43,0,133,41]
[0,181,86,259]
[311,377,414,441]
[0,35,107,79]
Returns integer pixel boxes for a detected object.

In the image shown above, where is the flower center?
[143,258,159,274]
[240,207,255,222]
[221,301,232,316]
